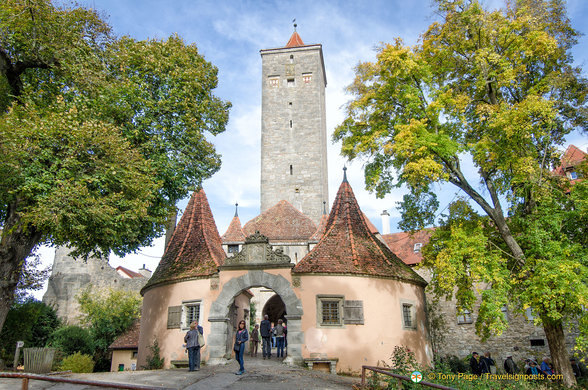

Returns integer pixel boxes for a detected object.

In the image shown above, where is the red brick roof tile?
[222,215,246,243]
[109,321,140,350]
[142,189,225,292]
[310,213,329,241]
[293,177,426,285]
[243,200,317,241]
[381,229,434,266]
[285,31,305,47]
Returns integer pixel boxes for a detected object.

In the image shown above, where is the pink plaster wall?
[138,279,219,369]
[296,275,431,374]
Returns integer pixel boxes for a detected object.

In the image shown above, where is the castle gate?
[207,233,303,366]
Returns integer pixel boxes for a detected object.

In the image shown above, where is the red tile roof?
[243,200,317,241]
[552,145,586,182]
[310,213,329,241]
[142,189,225,292]
[222,215,246,243]
[109,321,140,350]
[293,176,426,285]
[381,229,434,266]
[116,266,144,279]
[285,31,305,47]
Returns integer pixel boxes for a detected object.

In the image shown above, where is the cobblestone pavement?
[0,356,359,389]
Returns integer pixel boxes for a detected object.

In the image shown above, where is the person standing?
[470,352,481,376]
[483,352,496,374]
[184,321,204,371]
[260,315,272,359]
[250,324,260,357]
[275,319,285,358]
[234,320,249,375]
[504,356,518,374]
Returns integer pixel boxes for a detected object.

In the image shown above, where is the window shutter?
[167,306,182,329]
[343,300,364,325]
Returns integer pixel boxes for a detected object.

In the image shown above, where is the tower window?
[288,102,292,106]
[268,76,279,88]
[302,72,312,83]
[290,165,293,175]
[295,187,300,193]
[289,120,293,128]
[287,78,295,87]
[290,54,294,63]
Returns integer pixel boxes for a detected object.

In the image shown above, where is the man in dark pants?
[260,314,272,359]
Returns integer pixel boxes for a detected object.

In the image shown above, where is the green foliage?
[77,288,141,371]
[142,339,164,370]
[336,0,587,385]
[59,352,95,373]
[0,299,60,366]
[0,0,229,334]
[249,301,257,328]
[47,326,94,356]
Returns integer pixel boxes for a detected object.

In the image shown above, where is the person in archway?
[250,324,260,357]
[184,321,203,371]
[234,319,249,375]
[260,314,272,359]
[275,319,285,358]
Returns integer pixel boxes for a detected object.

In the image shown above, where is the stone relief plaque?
[223,231,291,268]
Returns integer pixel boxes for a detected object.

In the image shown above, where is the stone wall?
[415,268,580,367]
[43,246,146,324]
[260,44,329,225]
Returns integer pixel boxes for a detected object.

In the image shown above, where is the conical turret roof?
[293,175,426,285]
[222,214,246,243]
[285,31,305,47]
[142,189,225,293]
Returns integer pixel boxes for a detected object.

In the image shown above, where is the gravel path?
[0,356,359,389]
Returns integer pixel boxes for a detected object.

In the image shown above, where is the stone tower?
[259,30,329,225]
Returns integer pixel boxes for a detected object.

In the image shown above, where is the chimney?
[138,264,152,278]
[381,210,390,235]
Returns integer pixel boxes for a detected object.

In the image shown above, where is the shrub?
[48,326,94,356]
[142,339,164,370]
[60,352,95,373]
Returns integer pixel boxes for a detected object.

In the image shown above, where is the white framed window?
[268,76,279,88]
[501,305,509,323]
[457,309,473,324]
[413,243,423,253]
[525,307,535,322]
[317,295,343,327]
[228,244,239,253]
[181,300,201,330]
[302,72,312,83]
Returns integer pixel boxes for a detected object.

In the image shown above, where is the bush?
[48,326,94,356]
[60,352,95,373]
[142,339,164,370]
[0,299,60,366]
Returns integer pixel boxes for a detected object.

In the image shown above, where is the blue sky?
[33,0,588,297]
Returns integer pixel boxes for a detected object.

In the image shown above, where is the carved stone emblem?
[223,231,291,268]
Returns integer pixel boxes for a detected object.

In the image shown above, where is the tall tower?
[259,29,329,225]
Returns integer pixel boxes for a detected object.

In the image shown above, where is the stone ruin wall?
[43,246,146,324]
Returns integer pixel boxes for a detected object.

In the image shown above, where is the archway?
[262,294,287,324]
[207,270,303,366]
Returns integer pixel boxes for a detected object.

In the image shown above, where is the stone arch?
[207,270,303,366]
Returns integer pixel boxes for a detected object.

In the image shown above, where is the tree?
[77,288,141,371]
[0,298,60,366]
[0,0,230,332]
[335,0,587,386]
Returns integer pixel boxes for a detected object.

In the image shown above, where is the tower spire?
[234,202,239,217]
[343,166,348,183]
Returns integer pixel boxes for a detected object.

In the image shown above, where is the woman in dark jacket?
[234,320,249,375]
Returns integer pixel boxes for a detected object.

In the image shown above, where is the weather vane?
[292,18,297,31]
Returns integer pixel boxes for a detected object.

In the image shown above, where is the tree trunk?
[542,315,577,387]
[0,201,42,332]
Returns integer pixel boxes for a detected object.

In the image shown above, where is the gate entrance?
[206,233,303,366]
